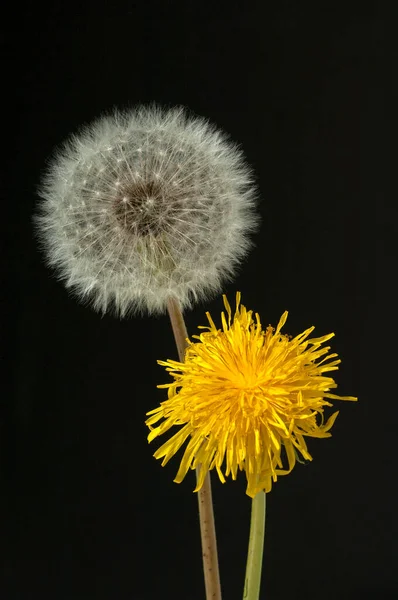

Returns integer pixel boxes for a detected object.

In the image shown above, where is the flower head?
[35,106,258,316]
[146,293,357,497]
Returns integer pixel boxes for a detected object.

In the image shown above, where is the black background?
[2,2,397,599]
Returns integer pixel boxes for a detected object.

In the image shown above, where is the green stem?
[243,491,266,600]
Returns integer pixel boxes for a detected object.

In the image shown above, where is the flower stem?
[166,297,222,600]
[243,491,266,600]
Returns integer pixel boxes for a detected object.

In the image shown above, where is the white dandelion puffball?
[36,105,259,316]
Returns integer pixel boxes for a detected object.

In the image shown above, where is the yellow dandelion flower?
[146,293,357,498]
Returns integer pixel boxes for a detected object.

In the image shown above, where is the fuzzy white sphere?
[36,105,259,316]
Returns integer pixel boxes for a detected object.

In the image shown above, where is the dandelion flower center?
[113,180,172,236]
[146,293,357,497]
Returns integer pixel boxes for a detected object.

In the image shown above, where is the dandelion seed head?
[35,106,259,316]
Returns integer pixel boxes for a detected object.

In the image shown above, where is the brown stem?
[166,297,222,600]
